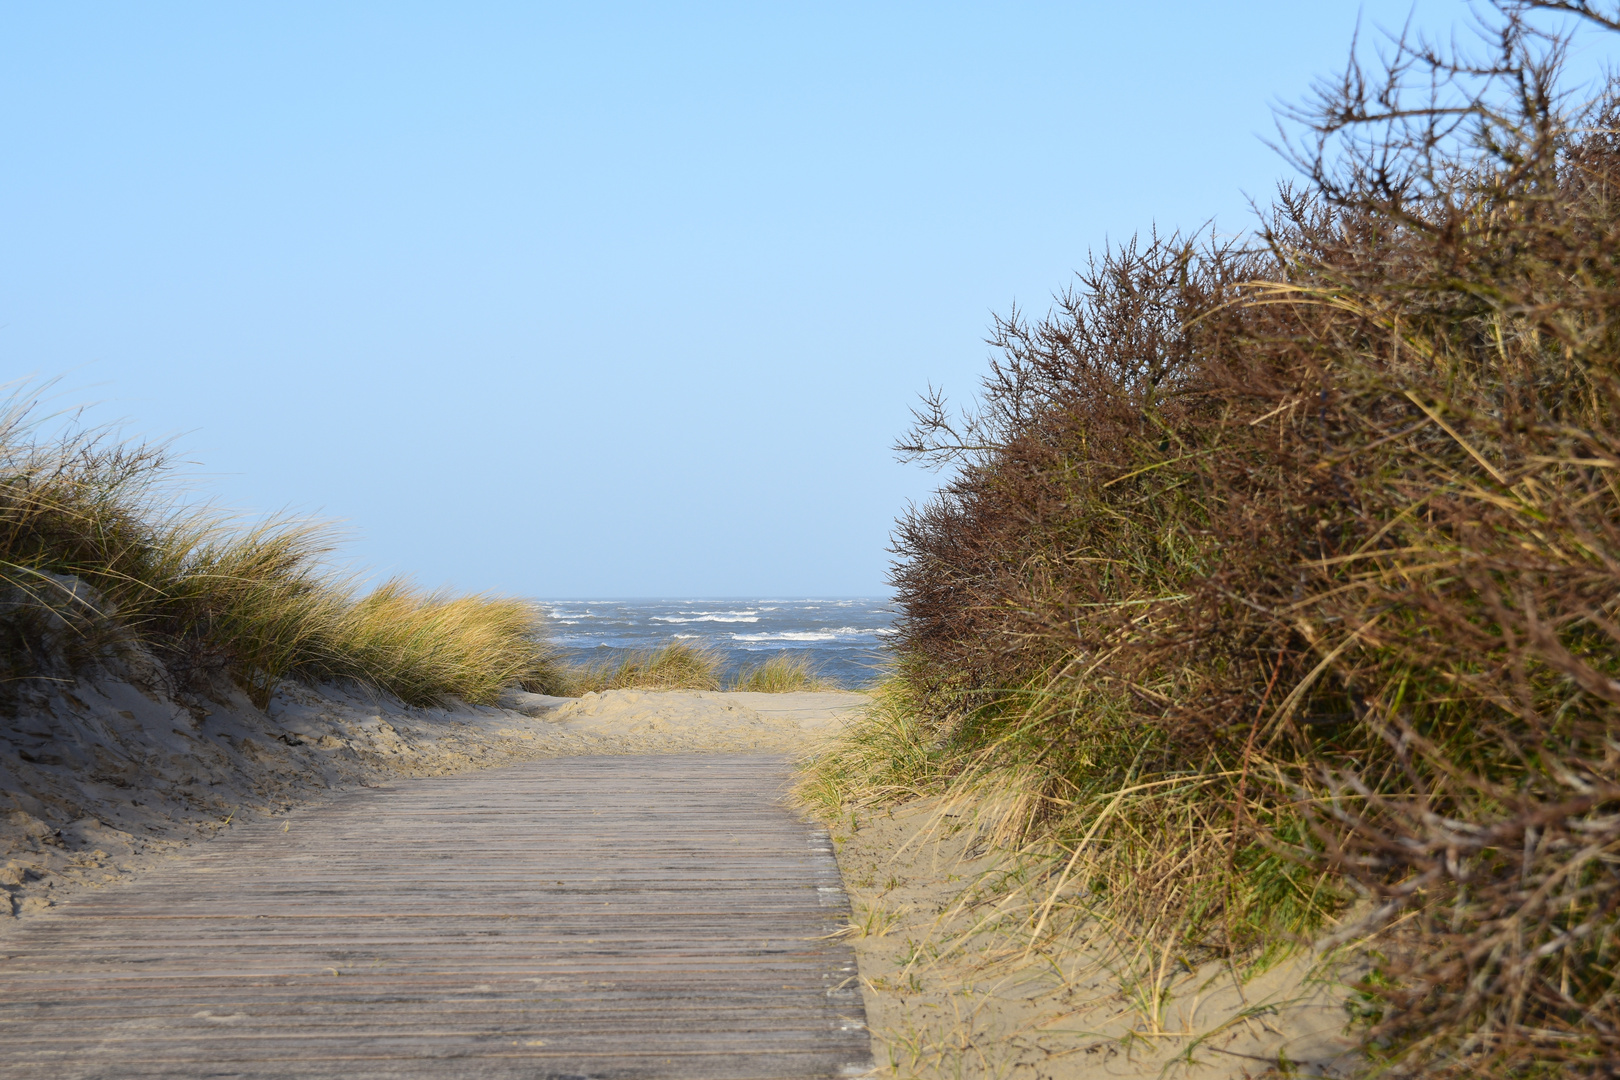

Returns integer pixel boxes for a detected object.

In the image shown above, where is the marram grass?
[320,580,563,706]
[565,641,725,694]
[0,387,567,707]
[729,652,837,693]
[562,643,843,695]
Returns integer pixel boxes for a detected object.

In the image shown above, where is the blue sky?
[1,2,1607,597]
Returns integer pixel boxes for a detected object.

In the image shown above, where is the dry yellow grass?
[565,641,724,693]
[0,384,566,707]
[729,652,837,693]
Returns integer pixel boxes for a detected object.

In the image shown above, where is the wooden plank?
[0,753,870,1079]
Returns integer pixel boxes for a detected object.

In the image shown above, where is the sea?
[537,598,897,689]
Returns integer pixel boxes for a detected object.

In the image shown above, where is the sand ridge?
[533,688,868,748]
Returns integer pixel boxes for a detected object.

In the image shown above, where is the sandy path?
[1,680,868,926]
[0,753,871,1079]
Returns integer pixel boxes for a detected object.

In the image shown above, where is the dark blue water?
[537,598,895,688]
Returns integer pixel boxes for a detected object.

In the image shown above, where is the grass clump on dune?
[567,641,724,693]
[321,581,565,706]
[562,644,844,695]
[0,390,567,708]
[729,652,838,693]
[795,676,942,814]
[804,6,1620,1075]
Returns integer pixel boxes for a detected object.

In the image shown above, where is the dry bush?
[831,4,1620,1075]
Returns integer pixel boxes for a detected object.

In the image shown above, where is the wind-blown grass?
[322,581,563,706]
[563,644,844,695]
[796,677,944,816]
[0,389,567,707]
[729,652,838,693]
[566,641,724,693]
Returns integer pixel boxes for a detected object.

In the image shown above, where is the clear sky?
[1,2,1607,598]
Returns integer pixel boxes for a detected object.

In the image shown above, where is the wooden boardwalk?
[0,754,871,1079]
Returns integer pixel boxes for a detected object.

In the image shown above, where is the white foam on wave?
[652,615,760,624]
[545,606,616,624]
[730,629,871,642]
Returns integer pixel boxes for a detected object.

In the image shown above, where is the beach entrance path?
[0,753,872,1080]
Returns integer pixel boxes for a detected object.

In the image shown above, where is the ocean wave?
[731,631,872,642]
[651,615,760,624]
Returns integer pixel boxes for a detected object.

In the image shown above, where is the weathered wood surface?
[0,753,871,1079]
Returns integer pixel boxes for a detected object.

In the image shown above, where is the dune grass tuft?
[566,641,724,694]
[557,644,844,696]
[794,677,942,816]
[728,651,838,693]
[0,387,567,708]
[320,580,567,705]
